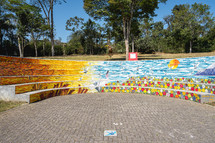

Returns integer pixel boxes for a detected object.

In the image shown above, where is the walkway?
[0,93,214,143]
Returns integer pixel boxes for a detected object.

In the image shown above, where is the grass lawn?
[0,101,26,113]
[37,52,215,61]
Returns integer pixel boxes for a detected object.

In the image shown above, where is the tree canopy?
[1,1,215,58]
[84,0,167,60]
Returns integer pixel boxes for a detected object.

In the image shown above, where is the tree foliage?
[84,0,167,60]
[1,1,215,58]
[165,3,214,53]
[31,0,67,56]
[66,18,107,55]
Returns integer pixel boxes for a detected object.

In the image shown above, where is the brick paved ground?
[0,93,215,143]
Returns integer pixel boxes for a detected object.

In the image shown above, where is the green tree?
[170,3,214,53]
[6,0,37,57]
[84,0,167,60]
[31,0,67,56]
[130,18,141,52]
[66,16,84,32]
[67,31,84,55]
[0,0,16,55]
[151,21,164,52]
[83,19,99,54]
[95,23,105,51]
[28,6,48,57]
[137,18,154,53]
[66,17,105,55]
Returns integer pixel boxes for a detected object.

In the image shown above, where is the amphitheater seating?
[0,75,88,85]
[0,55,214,104]
[101,76,215,103]
[0,56,93,103]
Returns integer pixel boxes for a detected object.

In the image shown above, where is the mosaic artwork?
[100,77,215,103]
[0,56,97,102]
[0,56,214,103]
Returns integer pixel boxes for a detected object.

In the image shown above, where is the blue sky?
[53,0,215,42]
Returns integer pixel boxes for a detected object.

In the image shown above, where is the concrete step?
[16,86,91,103]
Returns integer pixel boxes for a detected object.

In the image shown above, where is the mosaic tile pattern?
[100,76,215,103]
[102,77,215,93]
[0,55,214,103]
[92,56,215,82]
[0,56,96,103]
[196,63,215,75]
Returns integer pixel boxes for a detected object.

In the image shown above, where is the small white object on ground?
[104,130,117,136]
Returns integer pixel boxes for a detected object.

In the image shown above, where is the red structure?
[129,52,138,61]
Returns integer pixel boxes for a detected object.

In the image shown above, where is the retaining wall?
[0,55,214,103]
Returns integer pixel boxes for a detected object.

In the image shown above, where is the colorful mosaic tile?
[0,55,214,103]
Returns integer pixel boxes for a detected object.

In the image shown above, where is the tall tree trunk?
[18,36,23,57]
[31,32,38,57]
[131,34,134,52]
[123,19,129,60]
[90,42,92,55]
[63,44,66,56]
[122,1,133,60]
[158,44,160,52]
[43,36,45,56]
[189,40,192,53]
[34,41,38,57]
[21,37,24,57]
[125,38,129,59]
[51,0,54,56]
[0,31,2,49]
[126,19,131,60]
[92,46,94,55]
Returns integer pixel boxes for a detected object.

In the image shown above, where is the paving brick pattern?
[0,93,215,143]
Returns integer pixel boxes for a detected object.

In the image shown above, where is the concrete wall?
[0,85,29,102]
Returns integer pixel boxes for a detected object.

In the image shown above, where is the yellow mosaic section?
[29,87,93,103]
[0,56,98,102]
[0,56,96,85]
[15,81,91,94]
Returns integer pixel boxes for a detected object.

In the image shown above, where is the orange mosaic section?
[0,75,83,85]
[0,68,82,76]
[0,62,86,70]
[0,56,95,103]
[0,56,92,85]
[0,56,90,77]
